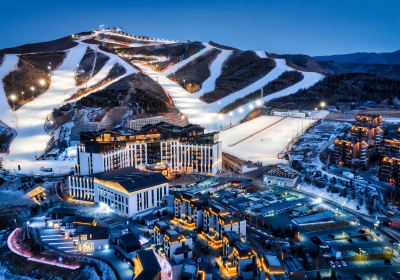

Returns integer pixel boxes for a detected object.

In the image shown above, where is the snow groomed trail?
[193,49,233,97]
[162,43,213,76]
[3,44,87,173]
[1,40,138,174]
[0,55,19,126]
[136,48,324,132]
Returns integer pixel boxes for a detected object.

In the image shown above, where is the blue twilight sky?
[0,0,399,56]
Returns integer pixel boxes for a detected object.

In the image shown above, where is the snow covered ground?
[219,116,317,165]
[193,49,233,97]
[137,54,323,132]
[299,183,369,215]
[162,43,212,76]
[0,54,19,126]
[0,40,137,175]
[0,32,324,174]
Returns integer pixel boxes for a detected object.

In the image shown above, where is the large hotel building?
[67,122,221,216]
[76,122,222,176]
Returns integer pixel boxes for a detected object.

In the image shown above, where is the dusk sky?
[1,0,399,56]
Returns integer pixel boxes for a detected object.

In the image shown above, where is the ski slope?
[255,51,267,58]
[163,43,212,76]
[194,49,232,97]
[136,54,323,131]
[220,116,317,165]
[0,55,19,126]
[1,41,137,175]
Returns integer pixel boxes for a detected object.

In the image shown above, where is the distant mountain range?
[314,50,400,65]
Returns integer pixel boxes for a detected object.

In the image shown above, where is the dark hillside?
[0,36,78,54]
[200,50,275,103]
[168,49,222,92]
[265,73,400,110]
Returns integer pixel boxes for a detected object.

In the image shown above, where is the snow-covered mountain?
[0,28,398,174]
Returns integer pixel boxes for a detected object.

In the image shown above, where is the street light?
[238,107,244,114]
[9,94,17,110]
[256,99,262,107]
[320,101,327,108]
[38,79,46,87]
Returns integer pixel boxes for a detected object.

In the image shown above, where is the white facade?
[272,110,307,118]
[94,180,169,217]
[68,176,95,201]
[127,116,165,130]
[68,175,169,217]
[77,139,222,176]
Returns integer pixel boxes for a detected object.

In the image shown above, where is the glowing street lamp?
[320,101,327,108]
[238,107,244,114]
[248,104,255,110]
[38,79,46,87]
[9,94,17,110]
[256,99,263,107]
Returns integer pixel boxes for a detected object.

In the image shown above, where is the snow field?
[220,116,317,165]
[0,55,19,125]
[1,41,138,174]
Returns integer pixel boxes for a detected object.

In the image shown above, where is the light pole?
[30,86,36,97]
[38,79,46,92]
[9,94,17,110]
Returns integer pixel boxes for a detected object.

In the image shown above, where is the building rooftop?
[94,168,168,193]
[75,225,109,236]
[234,242,254,258]
[134,249,161,280]
[266,166,298,179]
[48,207,77,216]
[264,254,282,267]
[60,215,95,226]
[292,211,333,225]
[119,233,141,253]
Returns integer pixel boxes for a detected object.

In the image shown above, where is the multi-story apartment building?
[355,114,384,128]
[76,122,222,176]
[163,229,193,263]
[172,191,246,249]
[351,126,383,147]
[173,192,205,230]
[216,241,259,280]
[379,157,400,187]
[200,204,246,249]
[68,167,169,217]
[380,139,400,158]
[334,139,368,168]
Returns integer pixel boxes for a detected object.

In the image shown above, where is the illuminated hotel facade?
[75,122,222,176]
